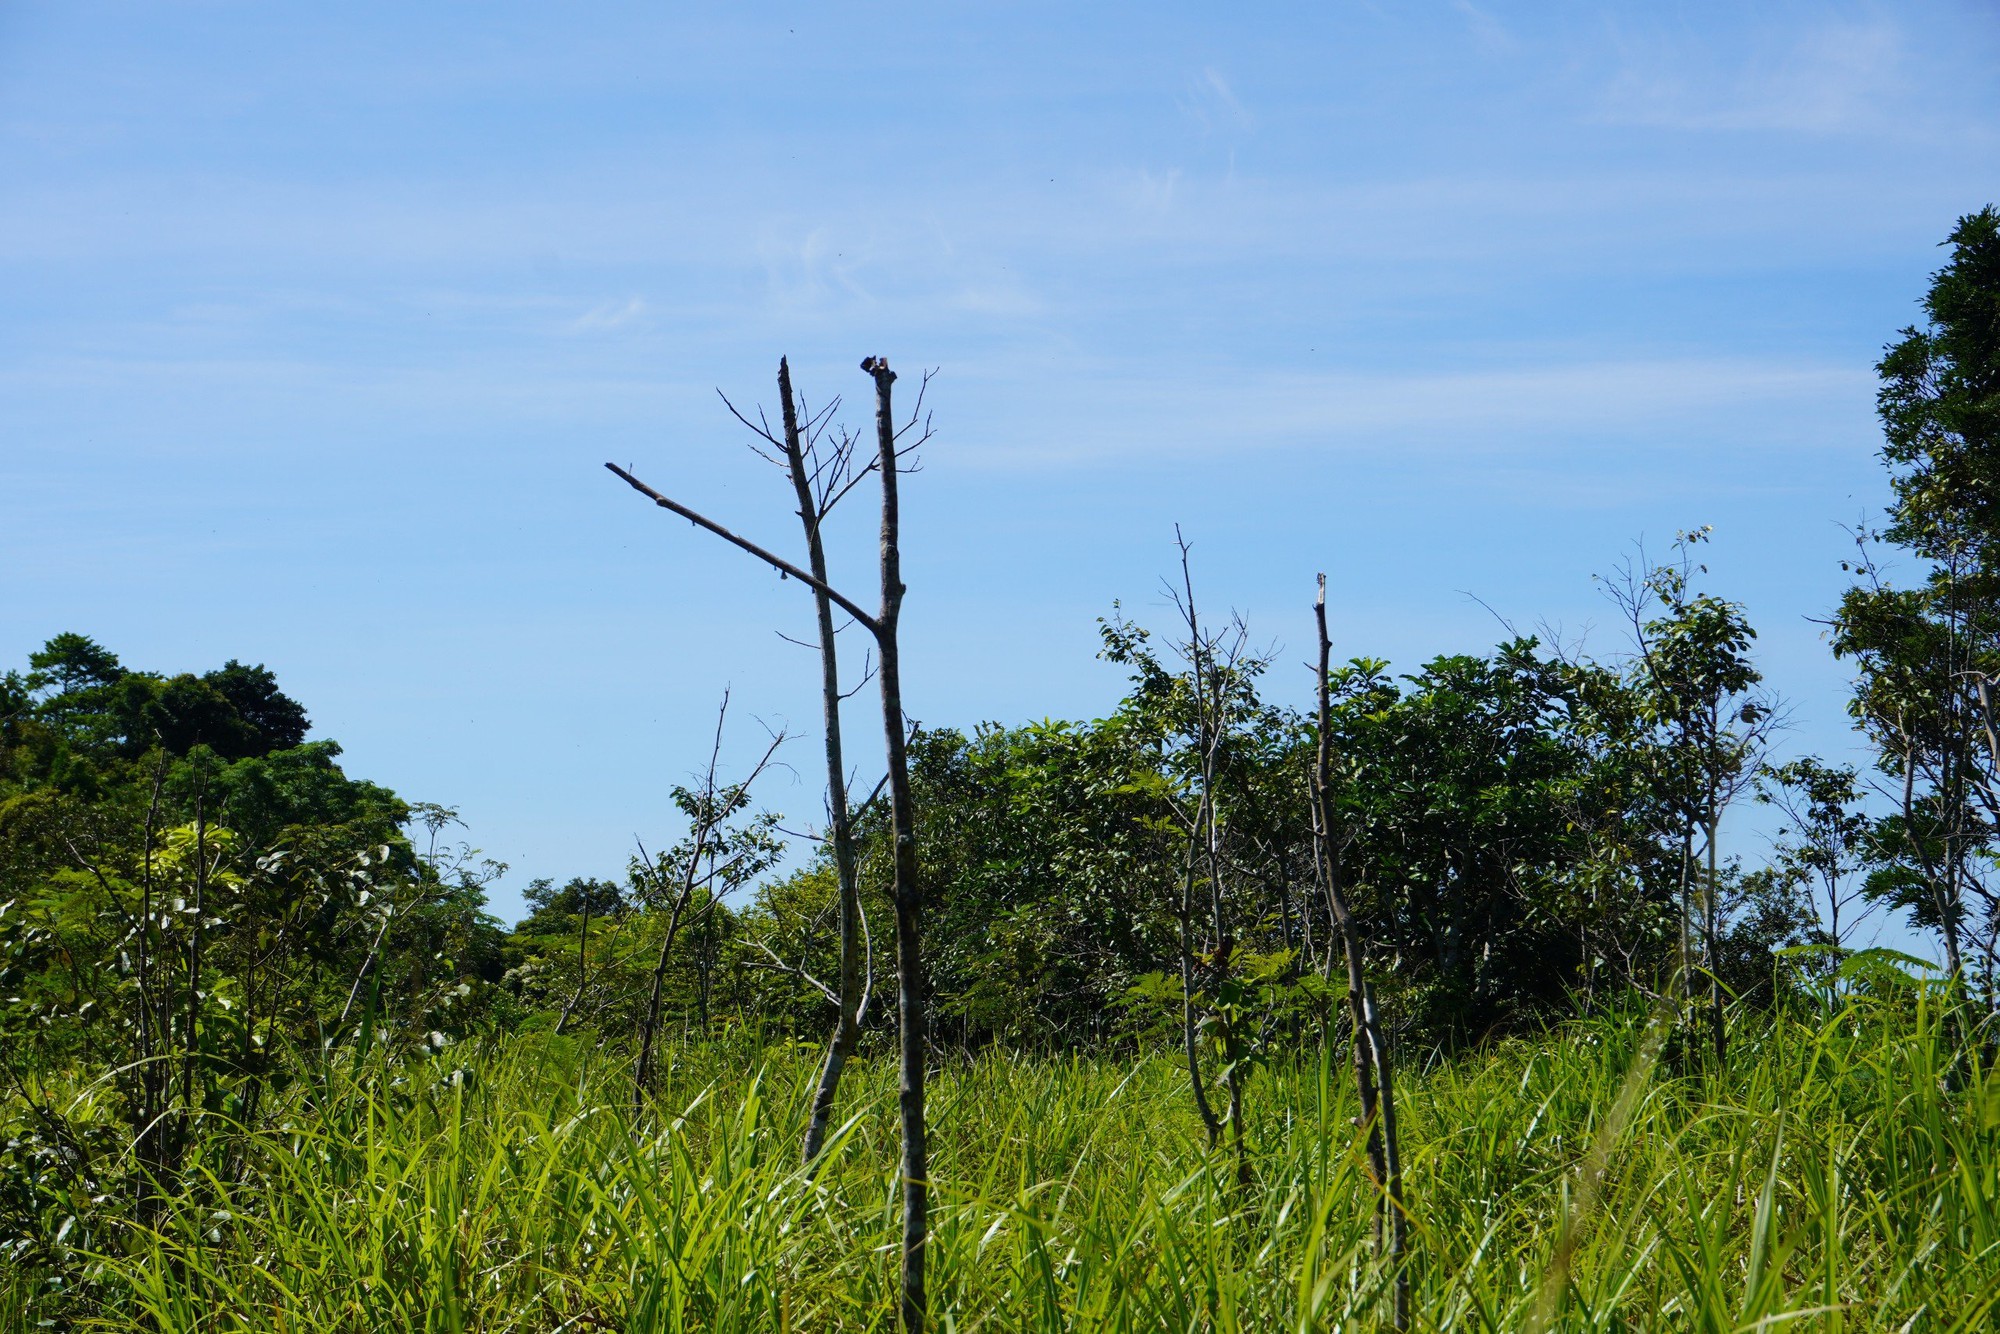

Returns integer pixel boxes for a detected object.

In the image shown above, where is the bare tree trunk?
[1677,822,1694,1014]
[1363,988,1408,1317]
[605,356,932,1329]
[780,357,869,1166]
[1178,837,1222,1147]
[1311,575,1408,1331]
[632,890,693,1107]
[135,753,168,1218]
[694,917,715,1032]
[1903,743,1968,982]
[181,772,209,1167]
[1705,810,1726,1065]
[1174,533,1252,1189]
[863,356,930,1334]
[1203,795,1251,1188]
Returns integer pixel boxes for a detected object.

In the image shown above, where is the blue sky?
[4,2,1997,927]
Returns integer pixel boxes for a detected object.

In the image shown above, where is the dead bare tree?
[606,353,938,1333]
[1101,534,1270,1187]
[1169,530,1253,1191]
[719,357,877,1164]
[862,355,933,1334]
[1311,574,1409,1331]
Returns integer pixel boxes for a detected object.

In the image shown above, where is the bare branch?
[717,388,787,464]
[839,650,878,702]
[605,462,881,636]
[747,941,840,1006]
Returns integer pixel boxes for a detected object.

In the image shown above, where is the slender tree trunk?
[1203,793,1252,1188]
[1359,985,1408,1326]
[182,775,208,1164]
[1312,575,1408,1330]
[780,357,869,1166]
[633,886,698,1108]
[864,356,930,1334]
[1675,818,1696,1031]
[633,702,781,1107]
[1903,743,1967,982]
[1946,800,1970,990]
[1178,836,1222,1147]
[1705,811,1725,1065]
[1294,840,1318,973]
[554,896,592,1037]
[695,922,714,1032]
[136,754,167,1216]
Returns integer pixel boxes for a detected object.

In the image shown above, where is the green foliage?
[905,718,1184,1047]
[1758,759,1876,989]
[721,619,1760,1055]
[8,634,316,778]
[0,636,507,1273]
[1832,208,2000,987]
[1876,206,2000,564]
[1330,640,1679,1037]
[515,876,627,938]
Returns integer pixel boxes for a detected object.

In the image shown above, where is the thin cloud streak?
[953,358,1873,468]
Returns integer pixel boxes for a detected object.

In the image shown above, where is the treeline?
[528,600,1802,1054]
[0,580,1798,1070]
[0,560,1810,1267]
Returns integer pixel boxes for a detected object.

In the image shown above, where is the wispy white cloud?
[1452,0,1518,57]
[566,296,648,333]
[1178,67,1253,135]
[0,140,1964,316]
[952,357,1873,468]
[1112,166,1182,216]
[756,226,880,314]
[950,284,1042,317]
[1598,17,1910,134]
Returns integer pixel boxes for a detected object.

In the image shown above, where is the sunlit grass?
[7,995,1997,1331]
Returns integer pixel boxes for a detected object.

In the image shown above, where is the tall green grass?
[7,996,1997,1331]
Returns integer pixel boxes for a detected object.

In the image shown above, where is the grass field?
[7,994,1998,1331]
